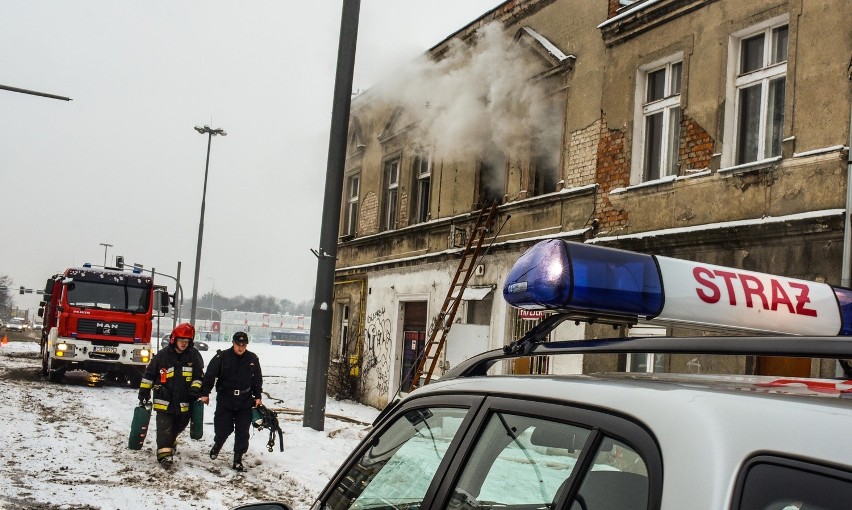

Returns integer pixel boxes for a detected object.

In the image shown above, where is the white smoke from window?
[373,22,560,164]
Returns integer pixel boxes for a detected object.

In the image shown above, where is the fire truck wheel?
[126,371,142,389]
[47,358,65,383]
[40,344,48,376]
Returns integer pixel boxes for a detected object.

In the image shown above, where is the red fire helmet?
[170,322,196,345]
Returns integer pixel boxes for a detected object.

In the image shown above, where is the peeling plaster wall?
[355,246,537,407]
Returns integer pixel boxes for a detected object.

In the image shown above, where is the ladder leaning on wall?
[408,202,499,392]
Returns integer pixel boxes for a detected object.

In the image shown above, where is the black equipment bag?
[251,404,284,452]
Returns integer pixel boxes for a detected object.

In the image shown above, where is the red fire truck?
[38,264,169,386]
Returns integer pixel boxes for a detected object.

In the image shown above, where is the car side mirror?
[230,503,293,510]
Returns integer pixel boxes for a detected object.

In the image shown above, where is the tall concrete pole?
[304,0,361,431]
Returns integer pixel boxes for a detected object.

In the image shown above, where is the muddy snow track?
[0,343,314,510]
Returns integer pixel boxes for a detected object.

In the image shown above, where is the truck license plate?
[93,347,117,354]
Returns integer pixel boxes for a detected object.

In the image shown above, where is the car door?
[315,394,485,510]
[314,393,662,510]
[431,396,664,510]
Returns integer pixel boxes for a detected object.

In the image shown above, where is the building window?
[636,57,682,182]
[532,149,559,196]
[478,143,506,208]
[412,152,431,223]
[626,326,668,373]
[382,158,400,231]
[725,17,788,166]
[343,173,359,237]
[531,94,562,196]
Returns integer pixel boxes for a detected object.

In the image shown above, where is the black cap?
[232,331,249,345]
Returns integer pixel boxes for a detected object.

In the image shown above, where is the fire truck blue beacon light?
[503,240,664,318]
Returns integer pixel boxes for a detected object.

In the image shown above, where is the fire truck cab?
[38,265,170,386]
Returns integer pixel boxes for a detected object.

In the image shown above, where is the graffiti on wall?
[363,306,392,394]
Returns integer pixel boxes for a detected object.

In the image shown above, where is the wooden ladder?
[408,202,499,391]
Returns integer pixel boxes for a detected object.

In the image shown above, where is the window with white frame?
[343,173,359,237]
[636,57,682,182]
[626,326,668,373]
[730,19,788,165]
[412,151,431,224]
[383,158,400,231]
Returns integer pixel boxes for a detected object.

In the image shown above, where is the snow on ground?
[0,338,380,510]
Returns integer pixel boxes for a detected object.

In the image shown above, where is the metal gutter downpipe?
[842,77,852,288]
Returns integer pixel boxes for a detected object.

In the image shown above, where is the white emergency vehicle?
[235,240,852,510]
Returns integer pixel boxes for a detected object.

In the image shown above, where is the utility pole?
[303,0,361,431]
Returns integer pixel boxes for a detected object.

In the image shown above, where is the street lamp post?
[99,242,113,267]
[190,125,226,327]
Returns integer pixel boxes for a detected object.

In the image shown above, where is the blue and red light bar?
[503,239,852,336]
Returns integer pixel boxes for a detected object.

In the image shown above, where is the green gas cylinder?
[190,399,204,440]
[128,402,152,450]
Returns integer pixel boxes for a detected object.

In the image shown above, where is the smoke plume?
[374,22,561,165]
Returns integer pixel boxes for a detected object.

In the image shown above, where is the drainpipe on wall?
[842,74,852,288]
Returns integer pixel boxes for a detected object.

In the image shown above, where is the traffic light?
[115,255,124,269]
[169,292,177,308]
[19,286,24,295]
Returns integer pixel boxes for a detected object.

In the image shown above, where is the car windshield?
[66,281,150,313]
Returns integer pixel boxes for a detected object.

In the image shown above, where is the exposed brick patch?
[595,116,630,231]
[398,190,409,228]
[679,113,715,172]
[566,120,601,188]
[360,192,379,235]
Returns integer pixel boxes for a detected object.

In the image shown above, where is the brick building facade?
[328,0,852,409]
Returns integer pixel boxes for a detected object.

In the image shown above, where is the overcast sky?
[0,0,504,315]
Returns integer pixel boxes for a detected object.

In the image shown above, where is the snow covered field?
[0,339,380,510]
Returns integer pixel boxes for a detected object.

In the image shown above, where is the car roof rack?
[444,312,852,379]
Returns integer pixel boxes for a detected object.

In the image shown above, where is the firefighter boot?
[233,453,245,472]
[209,442,223,460]
[157,448,174,470]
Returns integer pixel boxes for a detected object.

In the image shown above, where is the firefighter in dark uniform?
[199,331,263,471]
[138,322,204,468]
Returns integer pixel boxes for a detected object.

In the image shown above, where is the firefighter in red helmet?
[138,322,205,469]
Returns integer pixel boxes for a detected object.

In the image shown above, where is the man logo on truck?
[96,322,121,335]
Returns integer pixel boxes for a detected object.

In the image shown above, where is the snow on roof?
[793,145,847,158]
[590,209,845,243]
[597,0,664,29]
[519,27,573,62]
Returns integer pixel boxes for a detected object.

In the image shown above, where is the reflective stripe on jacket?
[138,345,205,414]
